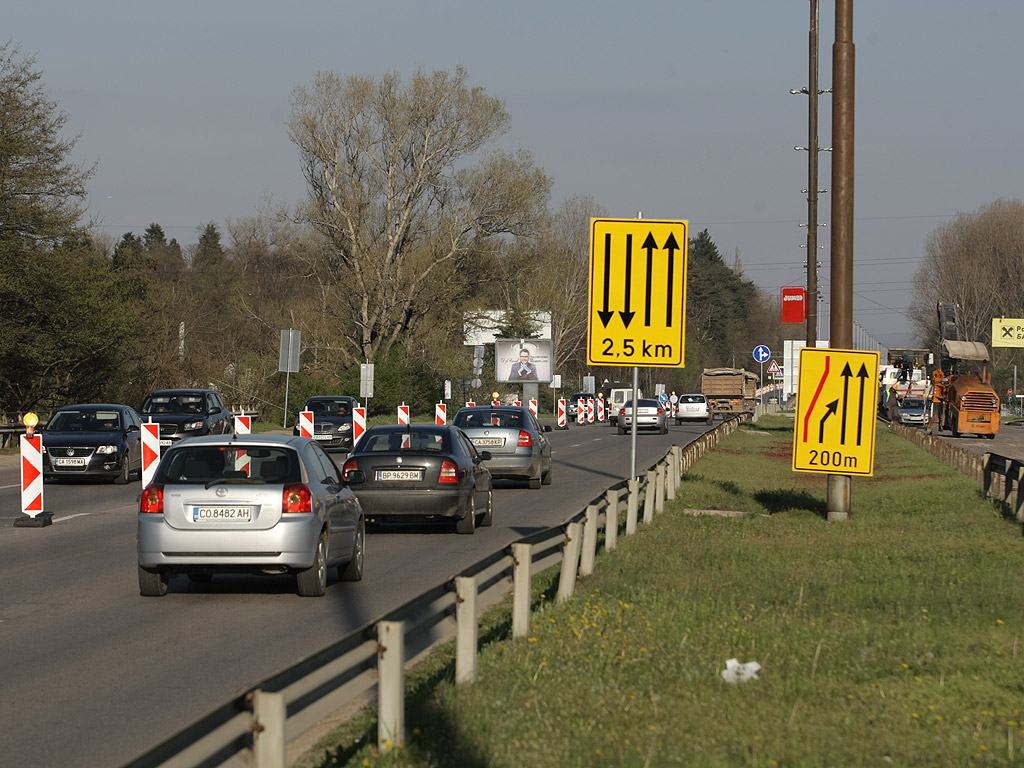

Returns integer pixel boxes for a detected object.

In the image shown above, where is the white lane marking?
[0,483,19,490]
[54,513,91,523]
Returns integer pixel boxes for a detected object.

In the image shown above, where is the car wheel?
[660,424,668,435]
[542,465,552,485]
[477,490,493,527]
[618,427,626,435]
[138,565,168,597]
[456,495,476,534]
[338,517,365,582]
[297,534,328,597]
[114,457,131,485]
[528,475,542,490]
[706,416,714,425]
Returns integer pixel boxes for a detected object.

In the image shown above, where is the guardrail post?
[252,690,286,768]
[1017,466,1024,522]
[580,504,598,576]
[558,522,583,603]
[665,451,677,500]
[626,478,639,535]
[605,489,619,551]
[377,620,405,751]
[643,470,656,524]
[455,576,478,684]
[655,465,666,514]
[512,543,532,639]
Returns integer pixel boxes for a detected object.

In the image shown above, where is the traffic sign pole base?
[15,513,53,528]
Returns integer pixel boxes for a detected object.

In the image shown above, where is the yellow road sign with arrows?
[792,347,880,476]
[587,218,688,367]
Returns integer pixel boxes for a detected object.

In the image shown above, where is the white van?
[607,385,641,426]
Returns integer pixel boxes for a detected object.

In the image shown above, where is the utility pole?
[827,0,855,521]
[806,0,821,347]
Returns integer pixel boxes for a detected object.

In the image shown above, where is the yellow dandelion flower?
[528,637,538,643]
[413,727,421,735]
[997,619,1005,625]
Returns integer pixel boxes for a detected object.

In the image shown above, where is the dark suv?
[292,395,358,452]
[140,389,233,447]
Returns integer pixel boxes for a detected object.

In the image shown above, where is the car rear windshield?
[454,410,523,429]
[48,409,122,431]
[156,445,300,484]
[680,395,705,403]
[358,429,447,453]
[142,394,205,415]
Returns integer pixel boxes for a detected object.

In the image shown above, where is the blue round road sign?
[753,345,771,363]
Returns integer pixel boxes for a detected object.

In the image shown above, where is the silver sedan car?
[617,399,668,435]
[137,434,366,597]
[452,405,553,488]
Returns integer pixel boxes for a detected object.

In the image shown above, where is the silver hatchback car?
[452,405,553,488]
[617,399,668,435]
[137,434,366,597]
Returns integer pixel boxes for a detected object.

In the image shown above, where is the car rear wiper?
[204,478,268,489]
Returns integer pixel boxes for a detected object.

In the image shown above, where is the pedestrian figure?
[887,385,901,426]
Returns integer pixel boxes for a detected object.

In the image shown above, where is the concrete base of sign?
[14,513,53,527]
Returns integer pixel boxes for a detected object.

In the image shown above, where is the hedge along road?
[0,418,715,768]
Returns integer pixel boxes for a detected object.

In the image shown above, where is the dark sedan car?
[292,395,358,452]
[140,389,233,447]
[342,424,492,534]
[42,404,143,484]
[452,405,553,488]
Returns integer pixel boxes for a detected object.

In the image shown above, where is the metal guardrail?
[121,418,742,768]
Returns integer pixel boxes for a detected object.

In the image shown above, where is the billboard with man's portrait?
[495,339,553,384]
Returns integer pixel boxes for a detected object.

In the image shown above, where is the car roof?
[55,403,133,410]
[305,395,356,401]
[146,388,216,396]
[168,434,306,450]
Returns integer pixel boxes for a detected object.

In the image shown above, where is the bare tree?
[288,66,550,364]
[910,198,1024,346]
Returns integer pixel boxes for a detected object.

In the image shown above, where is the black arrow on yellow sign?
[819,399,838,442]
[597,231,681,329]
[838,363,871,445]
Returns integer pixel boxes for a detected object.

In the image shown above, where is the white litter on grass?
[721,658,761,683]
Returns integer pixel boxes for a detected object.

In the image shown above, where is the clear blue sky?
[9,1,1024,349]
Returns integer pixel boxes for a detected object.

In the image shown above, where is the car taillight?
[140,485,164,514]
[342,458,359,481]
[283,483,312,513]
[657,407,663,415]
[517,430,532,447]
[439,459,459,483]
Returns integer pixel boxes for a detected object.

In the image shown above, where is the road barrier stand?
[512,543,532,639]
[558,522,583,603]
[377,621,404,752]
[252,690,286,768]
[626,478,640,534]
[455,577,478,685]
[15,432,51,527]
[580,504,598,577]
[605,488,620,551]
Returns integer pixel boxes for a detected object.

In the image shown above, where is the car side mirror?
[543,425,553,432]
[477,450,492,462]
[126,424,140,433]
[345,469,366,485]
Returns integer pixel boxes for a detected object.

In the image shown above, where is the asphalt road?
[0,418,713,768]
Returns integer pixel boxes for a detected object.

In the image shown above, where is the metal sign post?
[279,329,301,427]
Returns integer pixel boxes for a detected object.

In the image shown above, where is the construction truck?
[927,303,1000,438]
[701,368,758,419]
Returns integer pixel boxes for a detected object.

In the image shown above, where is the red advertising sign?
[781,286,807,324]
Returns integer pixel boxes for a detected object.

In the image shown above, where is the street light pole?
[806,0,821,348]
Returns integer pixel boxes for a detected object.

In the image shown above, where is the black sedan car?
[342,424,492,534]
[140,389,233,447]
[42,404,143,484]
[293,395,358,452]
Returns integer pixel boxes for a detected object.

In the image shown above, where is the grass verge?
[302,415,1024,767]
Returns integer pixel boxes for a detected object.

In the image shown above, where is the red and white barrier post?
[15,414,51,526]
[587,398,595,424]
[597,396,605,423]
[298,410,314,438]
[465,400,475,408]
[577,398,585,425]
[529,399,538,418]
[398,403,409,425]
[234,413,251,476]
[353,407,366,445]
[435,402,447,425]
[141,419,161,489]
[557,398,567,429]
